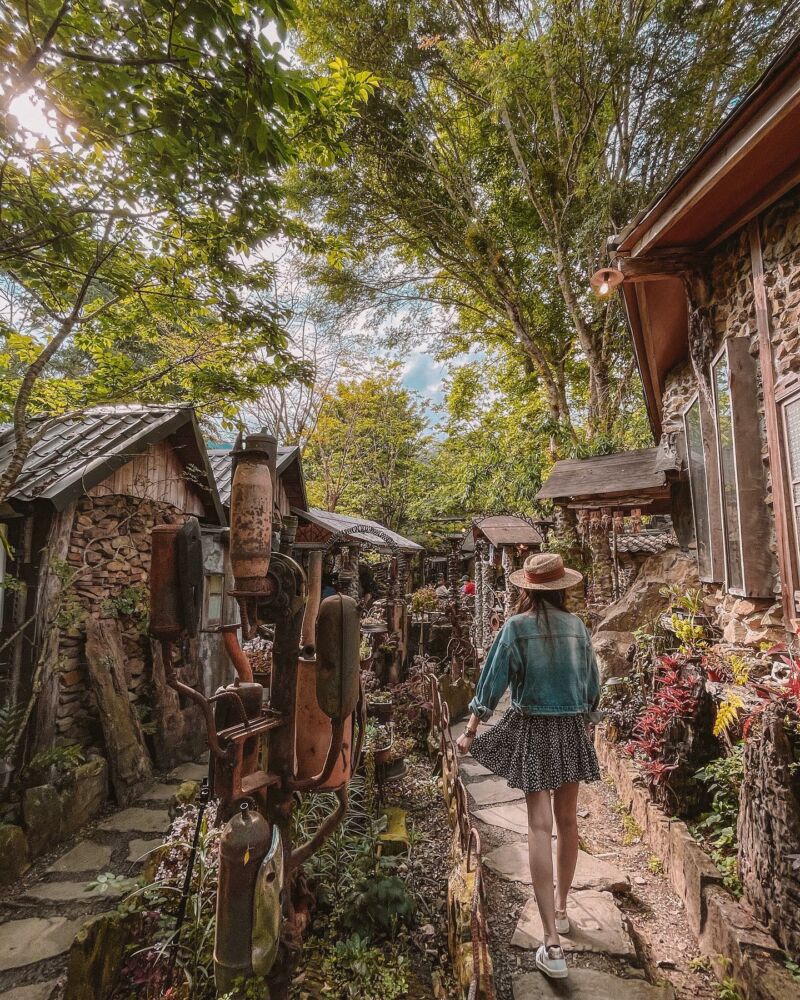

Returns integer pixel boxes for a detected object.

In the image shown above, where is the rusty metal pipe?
[221,625,254,683]
[160,640,229,762]
[289,786,348,872]
[300,550,323,654]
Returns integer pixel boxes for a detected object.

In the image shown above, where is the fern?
[0,699,27,759]
[729,654,750,686]
[714,695,745,738]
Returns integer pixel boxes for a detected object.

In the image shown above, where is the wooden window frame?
[682,393,724,583]
[775,375,800,623]
[710,337,774,598]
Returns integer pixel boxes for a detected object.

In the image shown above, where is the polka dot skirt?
[470,709,601,793]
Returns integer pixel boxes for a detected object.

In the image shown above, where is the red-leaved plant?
[624,654,702,786]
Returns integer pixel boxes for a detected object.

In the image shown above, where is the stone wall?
[57,493,203,763]
[738,706,800,958]
[656,185,800,649]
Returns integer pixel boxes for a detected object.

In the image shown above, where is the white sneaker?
[555,909,570,935]
[536,944,568,979]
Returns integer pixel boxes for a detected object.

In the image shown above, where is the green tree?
[291,0,796,444]
[0,1,375,501]
[304,368,427,531]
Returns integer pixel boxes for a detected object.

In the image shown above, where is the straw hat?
[508,552,583,591]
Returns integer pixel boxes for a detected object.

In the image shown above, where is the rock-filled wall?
[57,493,201,762]
[738,706,800,958]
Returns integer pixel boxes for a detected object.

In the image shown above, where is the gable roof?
[208,445,308,511]
[613,30,800,436]
[293,507,424,554]
[537,448,670,511]
[0,405,224,522]
[472,514,543,547]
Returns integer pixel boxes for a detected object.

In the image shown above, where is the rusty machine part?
[300,550,323,655]
[252,825,284,976]
[230,431,277,637]
[292,593,361,791]
[214,800,272,993]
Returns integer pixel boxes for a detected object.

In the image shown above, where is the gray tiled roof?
[294,507,424,554]
[0,405,223,521]
[209,445,300,507]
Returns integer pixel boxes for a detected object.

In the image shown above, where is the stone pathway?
[453,695,675,1000]
[0,762,206,999]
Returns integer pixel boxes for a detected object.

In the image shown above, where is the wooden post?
[749,218,797,629]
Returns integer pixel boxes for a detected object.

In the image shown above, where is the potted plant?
[367,689,394,723]
[373,723,393,765]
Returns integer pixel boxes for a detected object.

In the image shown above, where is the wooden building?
[537,449,677,604]
[0,406,229,809]
[609,33,800,647]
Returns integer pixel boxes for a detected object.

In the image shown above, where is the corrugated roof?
[294,507,424,554]
[0,405,223,521]
[537,448,667,503]
[472,515,543,547]
[209,445,304,508]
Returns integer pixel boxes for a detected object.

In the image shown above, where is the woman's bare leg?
[525,790,559,947]
[553,781,580,912]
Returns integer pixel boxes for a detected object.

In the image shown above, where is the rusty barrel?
[230,432,275,595]
[214,800,271,993]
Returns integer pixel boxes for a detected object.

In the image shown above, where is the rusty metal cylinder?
[230,433,276,595]
[294,658,354,789]
[300,550,323,654]
[316,594,361,719]
[214,800,271,993]
[149,523,183,640]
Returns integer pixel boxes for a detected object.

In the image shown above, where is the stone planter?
[597,729,800,1000]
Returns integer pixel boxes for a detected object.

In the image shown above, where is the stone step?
[513,969,674,1000]
[473,801,529,835]
[126,837,163,863]
[467,777,524,807]
[0,917,86,972]
[21,879,129,903]
[139,782,180,802]
[168,762,208,782]
[511,890,634,956]
[458,757,492,779]
[3,980,59,1000]
[46,841,112,874]
[97,807,170,834]
[484,842,630,893]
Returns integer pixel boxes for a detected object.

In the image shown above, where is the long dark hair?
[514,588,565,617]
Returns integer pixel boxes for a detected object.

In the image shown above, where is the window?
[204,573,225,628]
[712,352,745,592]
[683,396,723,581]
[0,524,6,627]
[711,338,774,597]
[781,391,800,614]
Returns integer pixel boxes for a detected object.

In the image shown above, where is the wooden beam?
[613,250,707,282]
[749,218,796,629]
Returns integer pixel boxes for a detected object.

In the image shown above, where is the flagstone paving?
[484,841,631,893]
[511,891,635,956]
[451,695,672,1000]
[512,969,675,1000]
[0,762,205,999]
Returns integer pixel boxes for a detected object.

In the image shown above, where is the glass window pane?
[784,397,800,567]
[714,354,744,592]
[684,399,712,578]
[205,574,224,626]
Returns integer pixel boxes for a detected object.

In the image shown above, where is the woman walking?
[456,552,601,980]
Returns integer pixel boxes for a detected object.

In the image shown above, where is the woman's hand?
[456,731,475,755]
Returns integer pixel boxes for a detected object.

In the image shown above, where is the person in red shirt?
[461,575,476,596]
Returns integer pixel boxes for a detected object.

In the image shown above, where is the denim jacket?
[468,608,601,720]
